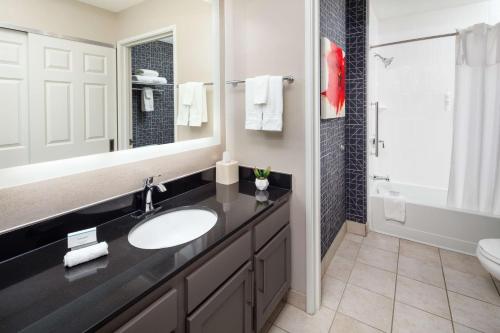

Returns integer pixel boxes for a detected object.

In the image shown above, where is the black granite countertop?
[0,177,290,332]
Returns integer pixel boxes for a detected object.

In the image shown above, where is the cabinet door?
[187,262,253,333]
[255,225,291,332]
[28,33,117,163]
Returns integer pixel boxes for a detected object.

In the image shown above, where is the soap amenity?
[216,151,239,185]
[64,242,109,268]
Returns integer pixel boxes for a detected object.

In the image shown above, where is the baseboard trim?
[321,222,347,277]
[286,289,307,312]
[347,220,367,236]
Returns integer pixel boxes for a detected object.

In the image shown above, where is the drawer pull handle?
[258,258,266,293]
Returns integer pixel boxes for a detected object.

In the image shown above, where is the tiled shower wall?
[131,41,175,147]
[320,0,367,257]
[320,0,346,257]
[345,0,367,223]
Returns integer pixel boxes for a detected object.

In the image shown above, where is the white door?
[0,28,29,169]
[28,34,116,163]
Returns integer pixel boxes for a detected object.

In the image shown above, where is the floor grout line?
[328,237,363,332]
[390,238,400,333]
[439,248,456,333]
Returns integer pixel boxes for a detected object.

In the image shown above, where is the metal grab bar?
[373,102,380,157]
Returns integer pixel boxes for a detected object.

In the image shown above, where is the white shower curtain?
[447,23,500,215]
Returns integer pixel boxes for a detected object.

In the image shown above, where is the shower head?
[374,53,394,68]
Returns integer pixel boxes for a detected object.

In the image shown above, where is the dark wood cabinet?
[254,225,291,332]
[117,288,178,333]
[113,201,290,333]
[186,262,253,333]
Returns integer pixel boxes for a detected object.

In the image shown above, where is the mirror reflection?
[0,0,218,169]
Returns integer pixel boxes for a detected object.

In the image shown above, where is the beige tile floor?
[272,232,500,333]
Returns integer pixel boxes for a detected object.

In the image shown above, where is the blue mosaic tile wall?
[131,41,175,147]
[320,0,346,258]
[346,0,367,223]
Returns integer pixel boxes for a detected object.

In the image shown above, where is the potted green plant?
[253,166,271,191]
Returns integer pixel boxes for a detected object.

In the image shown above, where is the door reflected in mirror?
[0,0,220,169]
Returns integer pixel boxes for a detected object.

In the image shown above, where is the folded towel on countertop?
[64,242,109,268]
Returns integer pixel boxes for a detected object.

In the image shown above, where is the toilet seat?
[478,239,500,265]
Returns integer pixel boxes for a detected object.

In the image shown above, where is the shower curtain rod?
[370,32,458,49]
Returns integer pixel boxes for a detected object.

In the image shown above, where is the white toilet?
[477,239,500,280]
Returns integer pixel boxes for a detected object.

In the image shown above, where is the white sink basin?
[128,208,218,250]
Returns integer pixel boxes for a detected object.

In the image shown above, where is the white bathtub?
[369,182,500,255]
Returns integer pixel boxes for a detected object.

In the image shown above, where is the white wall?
[225,0,307,294]
[0,0,117,44]
[369,0,500,190]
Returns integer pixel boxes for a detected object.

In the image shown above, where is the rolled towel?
[64,242,109,268]
[135,69,159,77]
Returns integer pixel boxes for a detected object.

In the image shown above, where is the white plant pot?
[255,178,269,191]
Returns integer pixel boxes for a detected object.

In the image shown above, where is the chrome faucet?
[142,176,167,213]
[372,175,390,182]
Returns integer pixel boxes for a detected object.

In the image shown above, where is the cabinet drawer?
[254,201,290,252]
[186,231,251,313]
[117,288,177,333]
[187,262,253,333]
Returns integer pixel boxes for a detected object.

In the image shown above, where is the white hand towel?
[383,191,406,223]
[189,82,206,127]
[132,75,167,85]
[141,87,154,112]
[64,242,109,268]
[181,82,195,106]
[262,76,283,131]
[177,83,191,126]
[135,69,159,77]
[245,78,264,130]
[253,75,270,104]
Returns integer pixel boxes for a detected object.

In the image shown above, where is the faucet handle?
[144,174,162,187]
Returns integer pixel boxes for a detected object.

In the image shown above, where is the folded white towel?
[63,242,109,268]
[132,75,167,85]
[253,75,269,104]
[141,87,154,112]
[383,191,406,223]
[177,83,191,126]
[189,82,207,127]
[135,69,159,77]
[181,82,195,106]
[245,78,264,130]
[262,76,283,131]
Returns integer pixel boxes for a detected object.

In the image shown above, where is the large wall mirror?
[0,0,222,183]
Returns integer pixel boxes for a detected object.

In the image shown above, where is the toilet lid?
[478,239,500,265]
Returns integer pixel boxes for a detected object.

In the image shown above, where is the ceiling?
[76,0,146,13]
[371,0,490,19]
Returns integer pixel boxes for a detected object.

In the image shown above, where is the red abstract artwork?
[321,38,346,118]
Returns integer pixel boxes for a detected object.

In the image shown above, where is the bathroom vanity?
[0,168,292,333]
